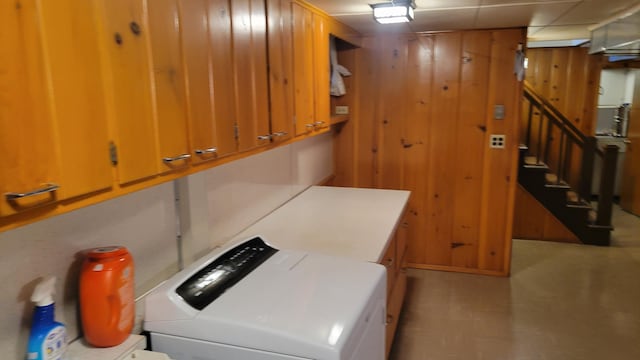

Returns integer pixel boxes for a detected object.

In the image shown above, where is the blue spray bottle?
[26,276,67,360]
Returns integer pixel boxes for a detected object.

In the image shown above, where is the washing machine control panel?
[176,237,277,310]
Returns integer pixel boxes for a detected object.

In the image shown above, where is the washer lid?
[144,237,386,359]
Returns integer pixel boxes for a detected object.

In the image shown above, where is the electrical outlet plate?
[490,134,506,149]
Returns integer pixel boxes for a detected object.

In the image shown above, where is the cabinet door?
[0,0,59,215]
[180,0,216,164]
[312,12,330,132]
[147,0,190,172]
[233,0,271,151]
[291,2,315,136]
[98,0,158,185]
[208,0,238,157]
[40,0,113,199]
[266,0,294,143]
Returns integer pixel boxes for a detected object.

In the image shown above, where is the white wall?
[0,133,333,360]
[599,68,635,106]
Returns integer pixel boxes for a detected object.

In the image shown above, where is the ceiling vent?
[589,4,640,56]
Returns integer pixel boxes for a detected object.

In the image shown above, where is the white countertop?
[67,335,146,360]
[233,186,410,263]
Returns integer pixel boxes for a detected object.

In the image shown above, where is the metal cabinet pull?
[257,135,272,141]
[313,121,326,127]
[5,183,59,201]
[195,148,218,155]
[162,154,191,163]
[305,123,315,129]
[272,132,288,137]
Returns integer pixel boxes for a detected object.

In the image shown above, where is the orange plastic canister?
[79,246,134,347]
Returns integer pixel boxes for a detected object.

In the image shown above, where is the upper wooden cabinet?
[96,0,159,184]
[179,0,237,165]
[148,0,191,173]
[291,2,331,136]
[0,0,112,216]
[233,0,271,152]
[265,0,295,143]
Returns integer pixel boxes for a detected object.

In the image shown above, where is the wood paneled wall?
[525,47,602,136]
[512,185,580,243]
[333,28,526,276]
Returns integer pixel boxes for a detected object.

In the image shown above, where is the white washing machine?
[144,236,386,360]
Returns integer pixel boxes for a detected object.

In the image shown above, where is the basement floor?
[390,205,640,360]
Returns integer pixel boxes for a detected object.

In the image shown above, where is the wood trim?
[407,263,509,277]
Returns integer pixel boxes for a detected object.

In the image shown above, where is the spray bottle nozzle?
[31,276,56,307]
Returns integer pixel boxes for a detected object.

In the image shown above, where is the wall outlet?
[490,134,506,149]
[335,106,349,115]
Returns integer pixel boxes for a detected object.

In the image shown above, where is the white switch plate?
[335,105,349,115]
[490,134,506,149]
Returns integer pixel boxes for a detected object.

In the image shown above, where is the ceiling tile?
[551,0,639,25]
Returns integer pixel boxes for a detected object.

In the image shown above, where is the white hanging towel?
[330,37,351,96]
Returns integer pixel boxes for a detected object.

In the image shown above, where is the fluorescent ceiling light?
[371,1,415,24]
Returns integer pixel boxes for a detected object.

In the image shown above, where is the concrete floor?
[389,205,640,360]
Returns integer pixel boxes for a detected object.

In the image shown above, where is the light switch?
[335,106,349,115]
[494,105,505,120]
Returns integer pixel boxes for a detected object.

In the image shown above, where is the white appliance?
[144,236,386,360]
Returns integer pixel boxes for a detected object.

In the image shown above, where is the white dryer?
[144,236,386,360]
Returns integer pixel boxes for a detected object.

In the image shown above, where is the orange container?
[79,246,134,347]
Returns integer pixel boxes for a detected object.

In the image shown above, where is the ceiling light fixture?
[371,1,416,24]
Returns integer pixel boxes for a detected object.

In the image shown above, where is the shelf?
[330,114,349,125]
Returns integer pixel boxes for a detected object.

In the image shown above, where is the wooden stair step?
[566,190,579,203]
[545,173,558,184]
[524,156,543,166]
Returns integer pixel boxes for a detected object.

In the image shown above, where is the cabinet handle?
[272,132,288,137]
[313,121,326,127]
[386,314,393,325]
[305,123,315,129]
[257,135,272,141]
[195,148,218,156]
[385,258,394,267]
[5,183,59,201]
[162,154,191,163]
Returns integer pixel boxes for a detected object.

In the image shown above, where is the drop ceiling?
[304,0,640,42]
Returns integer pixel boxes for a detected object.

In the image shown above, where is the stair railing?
[521,82,618,228]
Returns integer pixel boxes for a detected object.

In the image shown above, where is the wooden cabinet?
[0,0,112,216]
[380,218,409,358]
[233,0,271,151]
[179,0,237,165]
[291,2,330,136]
[265,0,295,143]
[148,0,191,173]
[1,0,362,230]
[97,0,159,184]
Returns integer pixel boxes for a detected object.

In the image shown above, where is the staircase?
[518,82,618,246]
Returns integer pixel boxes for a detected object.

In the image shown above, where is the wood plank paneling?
[424,32,461,266]
[354,37,381,189]
[333,28,525,275]
[403,35,434,266]
[378,35,408,191]
[450,31,492,268]
[513,185,580,243]
[477,29,524,273]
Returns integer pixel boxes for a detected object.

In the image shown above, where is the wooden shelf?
[330,114,349,125]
